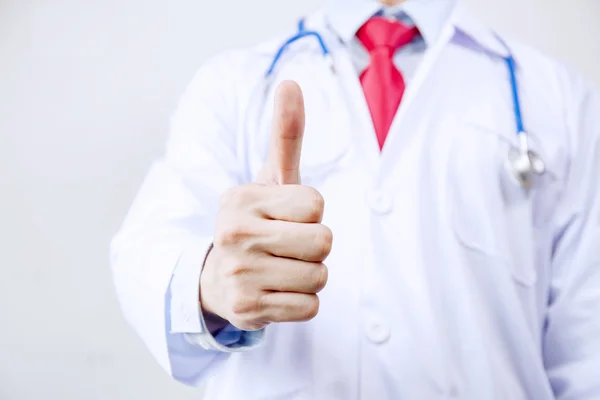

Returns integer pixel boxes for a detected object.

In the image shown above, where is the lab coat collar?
[324,0,511,59]
[324,0,457,47]
[449,1,511,59]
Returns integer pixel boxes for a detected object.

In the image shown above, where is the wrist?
[199,242,217,312]
[199,262,218,317]
[199,244,229,332]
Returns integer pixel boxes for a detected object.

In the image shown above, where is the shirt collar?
[325,0,458,47]
[324,0,511,59]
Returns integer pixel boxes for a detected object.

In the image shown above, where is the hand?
[200,81,333,332]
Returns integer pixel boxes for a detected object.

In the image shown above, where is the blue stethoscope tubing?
[264,18,546,190]
[266,19,332,77]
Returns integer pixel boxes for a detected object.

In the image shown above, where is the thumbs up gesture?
[200,81,333,332]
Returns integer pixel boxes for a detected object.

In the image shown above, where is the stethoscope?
[263,18,546,191]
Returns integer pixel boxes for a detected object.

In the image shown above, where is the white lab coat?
[110,2,600,399]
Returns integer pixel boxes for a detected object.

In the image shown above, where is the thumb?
[260,80,305,185]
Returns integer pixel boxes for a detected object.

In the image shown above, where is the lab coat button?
[369,192,393,215]
[365,319,390,344]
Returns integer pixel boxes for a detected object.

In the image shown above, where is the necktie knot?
[357,17,418,54]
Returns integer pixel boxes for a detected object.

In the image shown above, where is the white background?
[0,0,598,399]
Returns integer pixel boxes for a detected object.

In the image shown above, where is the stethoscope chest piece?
[506,132,545,191]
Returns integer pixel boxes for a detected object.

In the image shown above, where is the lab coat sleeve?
[110,51,262,387]
[543,76,600,399]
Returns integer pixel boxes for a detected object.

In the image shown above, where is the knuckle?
[214,223,251,247]
[223,259,248,278]
[303,187,325,221]
[300,296,320,321]
[313,263,329,293]
[315,225,333,259]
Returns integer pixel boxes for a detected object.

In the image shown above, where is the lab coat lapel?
[333,44,383,172]
[379,1,511,173]
[378,15,456,171]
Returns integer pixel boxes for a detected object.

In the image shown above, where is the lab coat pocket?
[448,122,560,287]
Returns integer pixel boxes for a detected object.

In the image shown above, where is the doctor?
[110,0,600,398]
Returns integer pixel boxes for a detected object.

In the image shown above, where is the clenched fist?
[200,81,333,332]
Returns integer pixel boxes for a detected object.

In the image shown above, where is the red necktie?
[357,18,418,150]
